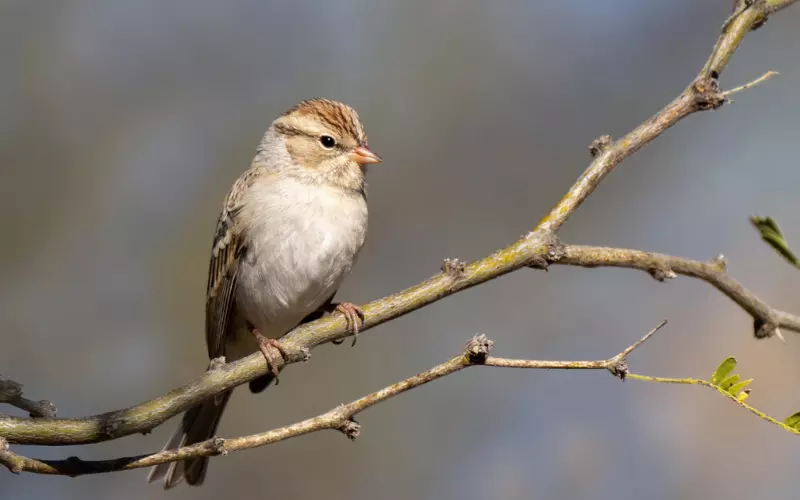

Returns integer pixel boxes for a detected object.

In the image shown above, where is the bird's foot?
[330,302,365,347]
[249,328,287,384]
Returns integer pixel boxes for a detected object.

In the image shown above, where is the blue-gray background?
[2,1,800,499]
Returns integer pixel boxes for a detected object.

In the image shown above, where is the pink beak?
[349,145,382,165]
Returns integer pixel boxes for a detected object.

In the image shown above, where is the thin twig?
[722,70,779,98]
[626,373,800,435]
[617,320,668,359]
[0,324,662,476]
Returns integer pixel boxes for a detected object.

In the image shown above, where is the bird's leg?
[332,302,365,346]
[248,326,287,384]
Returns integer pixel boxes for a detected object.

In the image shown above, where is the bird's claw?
[334,302,364,346]
[249,328,287,384]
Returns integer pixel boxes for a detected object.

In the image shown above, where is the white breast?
[233,177,367,343]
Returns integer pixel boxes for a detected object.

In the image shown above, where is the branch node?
[210,436,228,456]
[607,320,667,379]
[528,233,564,271]
[692,77,725,110]
[545,234,567,263]
[209,356,227,371]
[465,334,494,363]
[338,419,361,441]
[751,0,769,31]
[30,400,57,419]
[589,135,613,157]
[648,266,676,282]
[98,414,128,440]
[607,358,629,380]
[441,258,466,277]
[710,253,728,271]
[282,345,311,364]
[753,317,781,340]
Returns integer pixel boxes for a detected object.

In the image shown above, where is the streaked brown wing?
[205,190,247,359]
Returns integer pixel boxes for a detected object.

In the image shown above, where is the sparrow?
[147,98,381,488]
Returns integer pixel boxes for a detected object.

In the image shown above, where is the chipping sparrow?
[147,99,381,488]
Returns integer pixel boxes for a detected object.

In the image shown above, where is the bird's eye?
[319,135,336,149]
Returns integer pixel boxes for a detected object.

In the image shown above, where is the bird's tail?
[147,391,231,489]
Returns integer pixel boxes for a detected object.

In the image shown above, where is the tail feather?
[248,373,276,393]
[147,391,231,489]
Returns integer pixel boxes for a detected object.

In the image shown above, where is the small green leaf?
[727,379,753,396]
[783,412,800,430]
[737,391,749,402]
[751,216,800,268]
[711,357,737,386]
[753,215,782,235]
[719,374,741,392]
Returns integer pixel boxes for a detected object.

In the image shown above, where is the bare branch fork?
[1,0,798,476]
[0,322,667,476]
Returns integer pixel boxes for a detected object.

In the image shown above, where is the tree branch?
[0,375,57,419]
[766,0,800,16]
[553,244,800,339]
[0,0,796,457]
[0,323,666,476]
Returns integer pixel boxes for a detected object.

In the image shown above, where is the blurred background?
[2,1,800,499]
